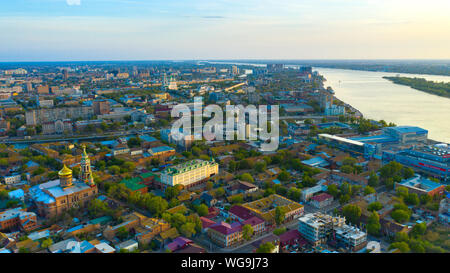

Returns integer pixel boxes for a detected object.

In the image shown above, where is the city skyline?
[1,0,450,61]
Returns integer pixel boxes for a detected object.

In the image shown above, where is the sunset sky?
[1,0,449,61]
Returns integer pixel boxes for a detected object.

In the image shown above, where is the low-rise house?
[115,239,139,252]
[310,193,334,209]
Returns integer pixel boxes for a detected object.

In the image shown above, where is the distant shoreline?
[383,76,450,99]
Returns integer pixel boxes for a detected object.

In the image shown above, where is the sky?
[0,0,449,61]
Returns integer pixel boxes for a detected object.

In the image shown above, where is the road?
[0,129,155,145]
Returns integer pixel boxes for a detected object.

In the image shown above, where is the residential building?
[0,208,38,232]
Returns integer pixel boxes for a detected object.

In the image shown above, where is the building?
[28,145,98,218]
[208,221,243,247]
[93,100,110,115]
[318,133,376,159]
[298,212,367,251]
[301,184,327,202]
[298,212,345,246]
[383,144,449,181]
[0,208,38,232]
[159,159,219,189]
[25,106,94,126]
[242,194,304,225]
[334,224,368,252]
[42,119,73,135]
[383,126,428,144]
[310,193,334,209]
[395,175,445,197]
[3,174,21,185]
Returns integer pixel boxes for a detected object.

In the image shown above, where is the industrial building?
[383,144,449,181]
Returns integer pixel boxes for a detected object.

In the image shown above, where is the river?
[315,68,450,143]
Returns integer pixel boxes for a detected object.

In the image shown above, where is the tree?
[340,165,354,174]
[342,204,361,225]
[363,186,376,196]
[389,242,410,253]
[367,212,381,237]
[327,184,339,198]
[396,187,409,199]
[277,171,290,182]
[180,222,197,238]
[41,238,53,249]
[368,172,379,187]
[116,226,129,240]
[405,193,420,206]
[88,199,110,217]
[394,231,409,243]
[368,201,383,212]
[254,161,267,172]
[256,242,275,253]
[196,204,209,217]
[275,206,286,226]
[215,187,225,198]
[147,196,168,217]
[170,213,186,229]
[410,222,427,238]
[241,173,254,183]
[287,187,302,201]
[242,224,254,241]
[205,181,213,191]
[391,209,410,223]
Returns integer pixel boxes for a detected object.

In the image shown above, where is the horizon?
[1,0,450,61]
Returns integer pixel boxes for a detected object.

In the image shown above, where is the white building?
[3,174,21,185]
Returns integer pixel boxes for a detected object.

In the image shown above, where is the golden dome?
[58,164,73,176]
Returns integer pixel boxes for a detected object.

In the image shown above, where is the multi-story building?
[395,175,445,197]
[334,224,367,252]
[383,144,449,181]
[298,212,345,246]
[26,106,94,126]
[159,159,219,189]
[207,222,243,247]
[28,145,97,218]
[298,212,367,251]
[0,208,38,232]
[92,100,110,115]
[3,174,21,185]
[42,119,73,135]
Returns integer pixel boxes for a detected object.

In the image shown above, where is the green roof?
[88,215,113,225]
[120,177,146,191]
[141,172,157,179]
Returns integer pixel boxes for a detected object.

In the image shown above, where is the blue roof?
[25,160,39,168]
[150,146,175,154]
[389,126,428,134]
[8,189,24,199]
[140,135,158,142]
[301,157,329,167]
[350,134,397,144]
[272,179,281,184]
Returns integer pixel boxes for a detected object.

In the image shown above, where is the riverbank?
[316,68,450,143]
[383,76,450,99]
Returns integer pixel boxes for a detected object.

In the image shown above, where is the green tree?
[196,204,209,217]
[368,201,383,212]
[41,238,53,249]
[116,226,129,240]
[368,171,379,187]
[241,173,254,183]
[242,224,254,241]
[391,209,410,223]
[367,212,381,237]
[179,222,196,238]
[405,193,420,206]
[363,186,376,196]
[389,242,410,253]
[342,204,361,225]
[275,206,286,226]
[256,242,275,253]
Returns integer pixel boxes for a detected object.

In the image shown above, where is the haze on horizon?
[1,0,449,62]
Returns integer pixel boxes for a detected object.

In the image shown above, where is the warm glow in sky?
[1,0,449,61]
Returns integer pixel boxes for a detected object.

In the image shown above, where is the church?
[29,145,98,219]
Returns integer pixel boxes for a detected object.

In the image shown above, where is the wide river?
[315,68,450,143]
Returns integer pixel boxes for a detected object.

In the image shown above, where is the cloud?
[66,0,81,5]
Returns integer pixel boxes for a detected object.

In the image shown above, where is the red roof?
[200,216,216,229]
[209,221,242,235]
[278,229,307,246]
[242,216,265,227]
[229,205,254,220]
[310,193,333,202]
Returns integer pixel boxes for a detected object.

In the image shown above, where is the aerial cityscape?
[0,0,448,262]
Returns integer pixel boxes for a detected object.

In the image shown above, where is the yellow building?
[159,159,218,189]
